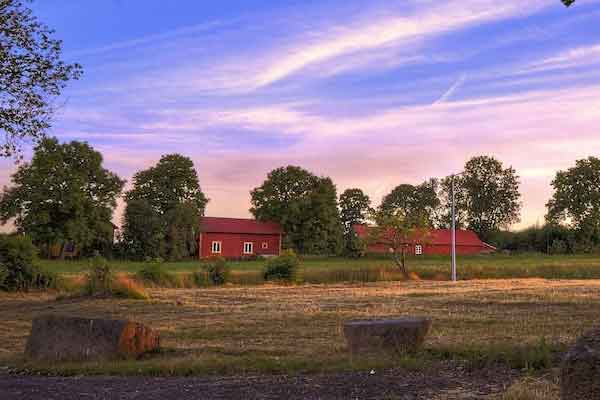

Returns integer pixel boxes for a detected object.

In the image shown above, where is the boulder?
[561,328,600,400]
[25,315,160,362]
[343,317,431,355]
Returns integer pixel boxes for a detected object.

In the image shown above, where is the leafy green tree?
[546,157,600,250]
[368,208,429,278]
[339,188,371,256]
[562,0,575,6]
[121,199,164,260]
[380,179,440,226]
[250,166,343,255]
[439,156,521,241]
[0,138,124,256]
[123,154,208,260]
[1,0,82,157]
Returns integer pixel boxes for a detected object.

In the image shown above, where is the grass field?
[39,253,600,282]
[1,279,597,381]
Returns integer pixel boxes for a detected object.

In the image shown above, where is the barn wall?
[365,243,491,255]
[200,233,281,259]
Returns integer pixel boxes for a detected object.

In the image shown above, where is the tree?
[439,156,521,241]
[123,154,208,260]
[380,179,440,226]
[0,137,124,256]
[250,166,343,255]
[339,188,371,256]
[368,208,429,278]
[562,0,575,6]
[1,0,82,157]
[546,157,600,250]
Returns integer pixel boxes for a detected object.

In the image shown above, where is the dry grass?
[0,279,598,377]
[493,376,559,400]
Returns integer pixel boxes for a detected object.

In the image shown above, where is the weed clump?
[82,255,147,299]
[137,258,178,286]
[196,256,230,286]
[263,250,300,282]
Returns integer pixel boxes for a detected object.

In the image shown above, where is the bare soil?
[0,362,516,400]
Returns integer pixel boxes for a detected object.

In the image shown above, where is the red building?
[198,217,283,259]
[354,225,496,256]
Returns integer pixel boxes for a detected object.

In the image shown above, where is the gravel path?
[0,364,515,400]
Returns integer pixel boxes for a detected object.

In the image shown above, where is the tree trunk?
[392,248,409,279]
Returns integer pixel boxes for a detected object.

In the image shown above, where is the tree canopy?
[0,0,82,157]
[368,208,429,278]
[250,166,343,255]
[546,157,600,247]
[123,154,208,260]
[0,138,124,256]
[380,179,440,226]
[440,156,521,240]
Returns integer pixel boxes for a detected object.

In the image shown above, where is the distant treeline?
[1,137,599,258]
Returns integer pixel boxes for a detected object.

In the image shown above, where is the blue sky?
[2,0,600,228]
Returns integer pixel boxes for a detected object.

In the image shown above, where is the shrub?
[263,250,300,282]
[0,234,57,291]
[202,256,230,285]
[137,258,177,286]
[82,255,114,296]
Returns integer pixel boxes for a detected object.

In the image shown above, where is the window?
[415,244,423,255]
[243,242,253,254]
[262,242,268,249]
[211,241,221,254]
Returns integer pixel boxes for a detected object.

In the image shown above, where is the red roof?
[200,217,283,235]
[354,224,495,248]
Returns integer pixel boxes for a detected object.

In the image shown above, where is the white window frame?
[415,244,423,255]
[243,242,253,254]
[262,242,268,249]
[211,241,222,254]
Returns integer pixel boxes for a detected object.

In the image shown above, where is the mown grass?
[38,254,600,283]
[0,279,598,377]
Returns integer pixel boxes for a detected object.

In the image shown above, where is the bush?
[0,234,57,291]
[137,258,177,286]
[263,250,300,282]
[202,256,229,285]
[82,255,113,296]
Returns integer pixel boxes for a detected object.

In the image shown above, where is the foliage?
[202,256,230,285]
[82,255,113,296]
[368,208,430,278]
[121,199,164,260]
[339,188,372,230]
[250,165,343,255]
[489,224,572,254]
[546,157,600,249]
[439,156,521,241]
[380,179,440,226]
[0,0,83,157]
[263,250,300,281]
[0,138,125,257]
[339,188,371,257]
[123,154,207,261]
[0,234,56,291]
[562,0,575,6]
[137,258,177,286]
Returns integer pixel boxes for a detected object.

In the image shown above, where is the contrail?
[433,73,467,105]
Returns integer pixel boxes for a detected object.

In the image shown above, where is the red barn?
[354,225,496,256]
[198,217,283,259]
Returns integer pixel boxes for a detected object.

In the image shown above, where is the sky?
[2,0,600,230]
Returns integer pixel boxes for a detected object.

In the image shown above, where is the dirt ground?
[0,362,517,400]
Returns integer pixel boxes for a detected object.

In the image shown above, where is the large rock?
[25,315,160,362]
[343,317,431,355]
[561,328,600,400]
